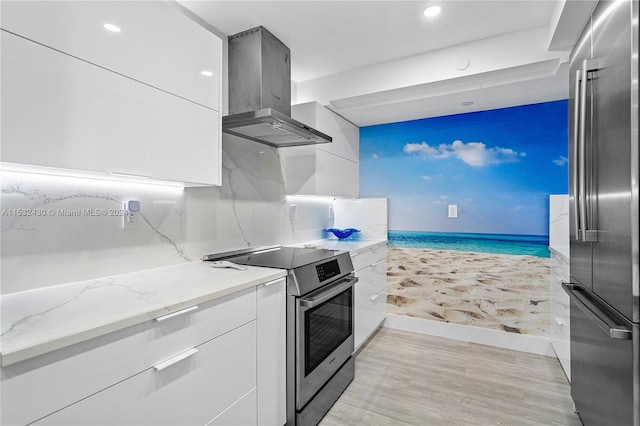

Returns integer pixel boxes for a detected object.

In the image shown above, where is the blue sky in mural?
[360,100,568,236]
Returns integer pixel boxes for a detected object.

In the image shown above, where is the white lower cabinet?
[550,250,571,381]
[256,279,286,426]
[2,279,287,426]
[207,388,257,426]
[34,322,257,426]
[355,287,387,349]
[352,243,388,350]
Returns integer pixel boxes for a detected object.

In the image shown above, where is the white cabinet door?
[354,266,375,308]
[257,278,286,426]
[352,243,388,351]
[1,1,221,110]
[291,102,359,162]
[1,32,221,185]
[316,150,359,198]
[34,322,257,426]
[350,248,374,272]
[287,102,359,197]
[355,287,387,350]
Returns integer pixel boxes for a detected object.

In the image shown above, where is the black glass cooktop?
[228,246,342,270]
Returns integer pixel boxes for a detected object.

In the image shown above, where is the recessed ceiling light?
[103,23,121,33]
[461,101,474,107]
[201,70,213,77]
[423,5,442,18]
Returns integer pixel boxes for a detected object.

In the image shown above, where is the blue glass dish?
[324,228,361,239]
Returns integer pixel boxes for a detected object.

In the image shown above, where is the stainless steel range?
[204,246,357,426]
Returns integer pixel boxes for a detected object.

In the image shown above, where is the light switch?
[448,204,458,218]
[289,204,297,220]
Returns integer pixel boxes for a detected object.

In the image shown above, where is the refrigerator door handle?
[573,68,583,241]
[562,282,632,340]
[580,58,603,243]
[579,61,589,242]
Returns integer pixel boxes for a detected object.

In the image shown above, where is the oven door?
[296,274,357,409]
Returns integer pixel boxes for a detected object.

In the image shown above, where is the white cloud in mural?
[372,153,379,159]
[403,140,526,167]
[434,195,450,205]
[421,175,432,181]
[553,156,568,166]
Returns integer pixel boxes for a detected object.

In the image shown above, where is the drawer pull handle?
[263,278,283,287]
[154,348,198,371]
[370,294,379,302]
[155,305,198,322]
[554,317,566,327]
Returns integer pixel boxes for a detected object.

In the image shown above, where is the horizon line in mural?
[387,230,550,258]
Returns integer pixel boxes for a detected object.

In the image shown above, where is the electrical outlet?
[448,204,458,218]
[122,200,141,229]
[289,204,297,220]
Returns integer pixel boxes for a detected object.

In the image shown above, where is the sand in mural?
[386,246,551,336]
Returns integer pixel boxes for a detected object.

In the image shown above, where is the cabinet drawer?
[350,248,373,272]
[1,288,256,426]
[1,1,221,110]
[354,267,375,308]
[355,287,387,350]
[371,258,387,293]
[35,321,257,425]
[207,388,258,426]
[354,259,387,308]
[370,243,387,263]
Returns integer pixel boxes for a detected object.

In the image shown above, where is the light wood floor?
[320,328,582,426]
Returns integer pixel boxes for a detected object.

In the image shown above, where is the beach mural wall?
[360,100,568,336]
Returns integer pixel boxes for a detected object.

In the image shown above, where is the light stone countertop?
[290,238,387,252]
[0,262,286,367]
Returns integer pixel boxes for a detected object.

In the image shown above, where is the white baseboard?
[384,314,555,357]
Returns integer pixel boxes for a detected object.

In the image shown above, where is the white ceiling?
[179,1,587,126]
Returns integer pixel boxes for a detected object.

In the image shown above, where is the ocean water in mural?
[388,231,550,257]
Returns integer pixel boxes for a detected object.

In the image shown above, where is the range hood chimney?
[222,26,332,148]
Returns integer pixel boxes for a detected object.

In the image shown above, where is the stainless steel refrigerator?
[565,0,639,425]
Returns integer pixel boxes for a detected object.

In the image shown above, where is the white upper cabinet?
[0,1,222,186]
[291,102,359,162]
[286,102,360,197]
[2,32,220,184]
[0,1,221,110]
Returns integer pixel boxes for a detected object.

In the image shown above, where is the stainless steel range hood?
[223,26,332,148]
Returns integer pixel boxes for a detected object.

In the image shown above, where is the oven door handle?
[300,275,358,308]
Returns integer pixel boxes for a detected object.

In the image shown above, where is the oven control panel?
[315,259,341,282]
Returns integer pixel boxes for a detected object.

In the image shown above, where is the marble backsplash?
[549,194,569,256]
[332,198,387,240]
[1,134,336,294]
